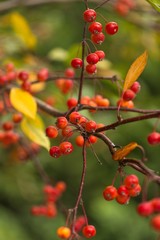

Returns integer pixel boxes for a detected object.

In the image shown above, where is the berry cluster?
[103,174,141,204]
[55,68,75,94]
[137,198,160,232]
[71,8,118,74]
[31,181,66,218]
[117,81,141,108]
[47,112,107,158]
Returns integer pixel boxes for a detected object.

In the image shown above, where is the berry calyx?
[103,185,118,201]
[71,58,83,69]
[82,225,96,238]
[105,21,119,35]
[83,9,97,22]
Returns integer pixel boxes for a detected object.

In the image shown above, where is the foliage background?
[0,0,160,239]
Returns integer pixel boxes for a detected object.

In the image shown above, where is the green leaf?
[10,88,37,119]
[146,0,160,12]
[21,114,50,150]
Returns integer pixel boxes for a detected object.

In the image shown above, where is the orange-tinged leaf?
[123,51,148,92]
[21,114,50,150]
[112,142,138,161]
[10,88,37,119]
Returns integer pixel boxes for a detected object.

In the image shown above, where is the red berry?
[75,135,84,147]
[37,68,49,81]
[86,53,99,65]
[56,117,68,129]
[88,135,97,144]
[91,32,105,44]
[124,174,139,189]
[137,201,153,216]
[49,146,61,158]
[67,97,78,109]
[86,64,97,74]
[128,184,141,197]
[12,113,23,123]
[105,22,119,35]
[116,195,130,204]
[2,121,14,131]
[88,22,102,34]
[18,71,29,81]
[130,81,141,94]
[65,68,75,78]
[117,185,129,197]
[95,50,105,61]
[61,126,73,137]
[46,126,58,138]
[21,81,31,92]
[69,111,81,124]
[85,120,97,132]
[74,216,86,232]
[46,203,57,217]
[151,198,160,212]
[103,185,117,201]
[147,132,160,145]
[82,225,96,238]
[151,215,160,231]
[83,9,97,22]
[59,141,73,155]
[55,181,67,193]
[0,75,8,85]
[122,89,135,101]
[71,58,83,69]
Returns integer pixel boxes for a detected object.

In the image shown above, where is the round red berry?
[151,198,160,212]
[71,58,83,69]
[12,113,23,123]
[103,185,117,201]
[59,141,73,155]
[75,135,84,147]
[151,215,160,231]
[128,184,141,197]
[88,21,102,34]
[61,126,73,137]
[130,81,141,94]
[56,117,68,129]
[46,126,58,138]
[147,132,160,145]
[18,71,29,81]
[105,22,119,35]
[137,201,153,216]
[124,174,139,189]
[86,64,97,74]
[69,111,81,124]
[82,225,96,238]
[95,50,105,61]
[37,68,49,81]
[83,9,97,22]
[117,185,129,197]
[85,120,97,132]
[116,195,130,204]
[65,68,75,78]
[49,146,61,158]
[67,97,78,109]
[122,89,135,101]
[86,53,99,65]
[91,32,105,44]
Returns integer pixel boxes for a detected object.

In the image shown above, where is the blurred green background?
[0,0,160,239]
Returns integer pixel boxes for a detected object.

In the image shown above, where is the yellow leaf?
[10,88,37,119]
[21,115,50,150]
[9,12,37,49]
[123,51,148,92]
[112,142,138,161]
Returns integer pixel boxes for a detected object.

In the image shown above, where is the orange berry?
[57,226,71,239]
